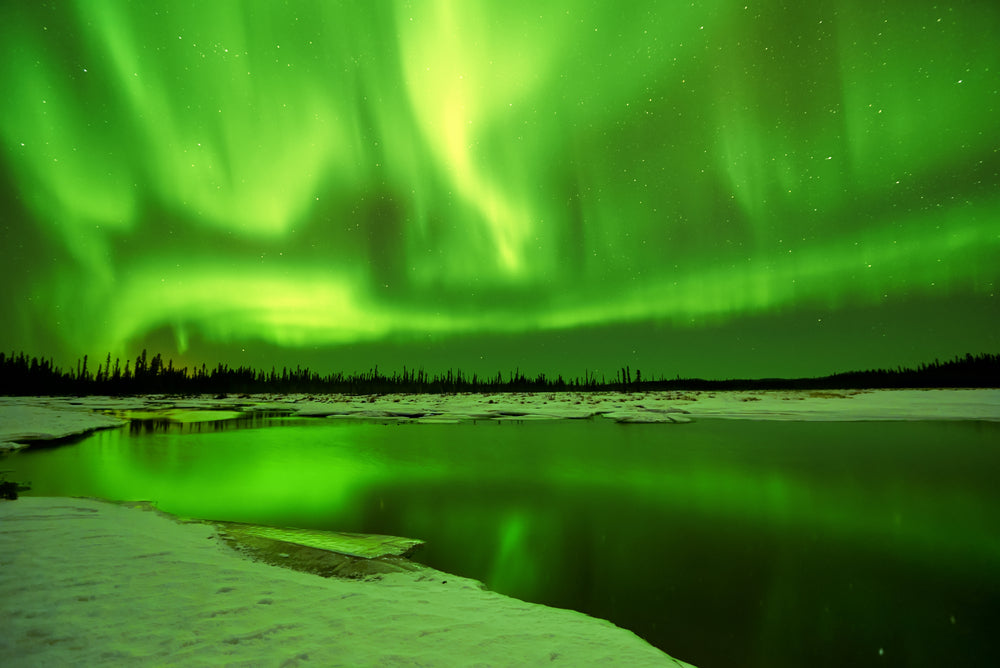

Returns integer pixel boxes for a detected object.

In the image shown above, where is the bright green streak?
[1,1,998,367]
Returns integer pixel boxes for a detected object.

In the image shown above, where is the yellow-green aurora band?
[1,1,997,377]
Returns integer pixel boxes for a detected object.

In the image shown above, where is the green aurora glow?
[1,1,998,378]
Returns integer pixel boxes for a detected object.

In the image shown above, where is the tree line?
[0,350,996,396]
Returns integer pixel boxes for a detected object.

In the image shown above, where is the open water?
[9,414,1000,667]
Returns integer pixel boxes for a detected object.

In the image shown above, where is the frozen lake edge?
[2,388,998,452]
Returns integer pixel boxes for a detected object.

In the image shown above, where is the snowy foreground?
[0,497,691,667]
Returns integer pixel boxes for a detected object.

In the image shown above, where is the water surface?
[9,416,1000,668]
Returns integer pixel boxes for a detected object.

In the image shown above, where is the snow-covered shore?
[272,387,999,422]
[0,497,690,667]
[2,388,998,451]
[0,404,124,453]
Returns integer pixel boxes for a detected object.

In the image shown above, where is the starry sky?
[1,0,998,380]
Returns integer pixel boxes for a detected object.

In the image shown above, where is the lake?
[9,414,1000,667]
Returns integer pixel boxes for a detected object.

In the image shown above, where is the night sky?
[1,1,998,380]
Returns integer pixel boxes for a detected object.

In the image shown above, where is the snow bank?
[672,388,1000,421]
[281,388,1000,422]
[0,402,124,452]
[0,497,690,667]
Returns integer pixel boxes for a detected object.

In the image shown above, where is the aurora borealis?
[1,1,998,379]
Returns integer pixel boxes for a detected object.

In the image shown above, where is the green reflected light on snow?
[1,1,998,374]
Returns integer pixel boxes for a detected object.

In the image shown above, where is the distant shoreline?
[2,351,997,396]
[3,388,998,455]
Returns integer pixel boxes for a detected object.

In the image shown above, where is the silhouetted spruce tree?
[1,350,999,395]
